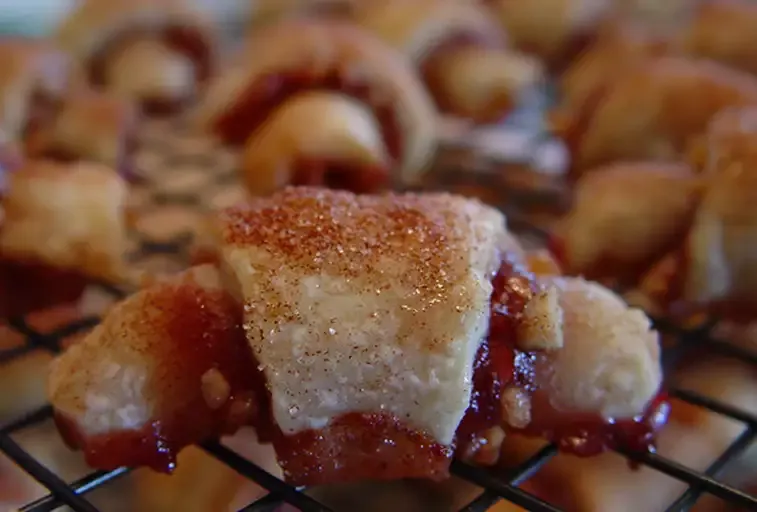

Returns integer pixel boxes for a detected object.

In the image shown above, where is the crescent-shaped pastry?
[48,187,665,486]
[552,162,705,286]
[48,265,260,472]
[554,56,757,174]
[0,39,75,147]
[0,161,128,318]
[352,0,544,123]
[55,0,217,115]
[485,0,614,69]
[195,20,438,196]
[31,90,139,178]
[681,109,757,320]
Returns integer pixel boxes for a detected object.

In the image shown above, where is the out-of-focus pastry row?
[528,1,757,511]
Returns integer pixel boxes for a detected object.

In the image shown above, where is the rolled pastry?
[681,108,757,320]
[195,20,438,195]
[0,39,75,148]
[48,187,665,487]
[0,161,128,318]
[554,56,757,173]
[552,162,705,286]
[55,0,217,115]
[485,0,615,69]
[353,0,544,123]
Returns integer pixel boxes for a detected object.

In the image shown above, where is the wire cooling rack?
[2,112,757,512]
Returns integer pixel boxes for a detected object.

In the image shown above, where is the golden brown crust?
[195,19,437,189]
[213,187,508,445]
[0,160,128,282]
[353,0,543,122]
[563,57,757,172]
[556,162,704,283]
[488,0,614,66]
[676,0,757,77]
[0,38,77,142]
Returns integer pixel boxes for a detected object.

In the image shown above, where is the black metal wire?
[1,148,757,512]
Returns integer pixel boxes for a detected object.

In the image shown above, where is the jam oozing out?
[268,413,453,486]
[460,254,669,458]
[54,283,264,473]
[89,26,213,115]
[211,69,403,163]
[456,254,540,451]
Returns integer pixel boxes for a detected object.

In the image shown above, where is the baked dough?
[56,0,216,114]
[195,19,437,194]
[554,162,704,284]
[555,57,757,172]
[0,39,75,144]
[0,160,128,282]
[48,265,259,470]
[353,0,544,122]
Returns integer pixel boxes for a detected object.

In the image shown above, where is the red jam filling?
[52,253,667,480]
[54,282,263,472]
[267,413,453,486]
[460,255,668,457]
[419,33,512,123]
[0,258,88,320]
[211,68,403,181]
[89,26,213,115]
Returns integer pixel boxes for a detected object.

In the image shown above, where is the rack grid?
[2,117,757,511]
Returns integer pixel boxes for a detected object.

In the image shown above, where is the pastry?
[498,356,757,512]
[0,38,75,148]
[676,107,757,320]
[675,0,757,78]
[485,0,614,70]
[55,0,217,115]
[48,187,665,486]
[555,107,757,322]
[551,162,704,286]
[0,161,128,318]
[352,0,544,123]
[553,56,757,174]
[194,20,438,196]
[31,90,139,177]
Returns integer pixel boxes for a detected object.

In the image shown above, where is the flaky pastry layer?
[210,187,510,446]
